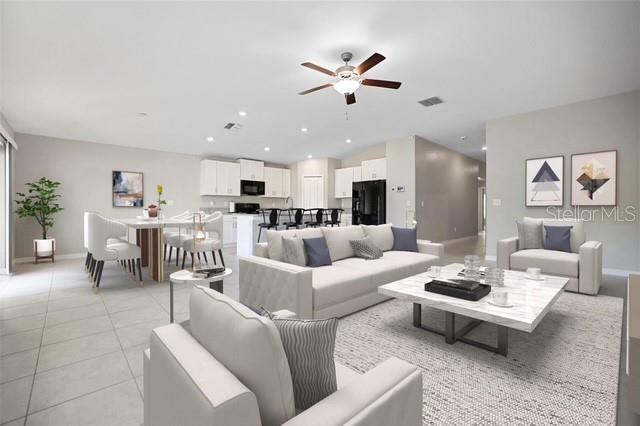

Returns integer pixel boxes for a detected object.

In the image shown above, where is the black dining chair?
[283,208,304,229]
[257,208,280,242]
[304,208,324,228]
[324,208,343,227]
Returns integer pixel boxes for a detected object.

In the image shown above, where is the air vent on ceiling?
[418,97,443,107]
[224,122,243,131]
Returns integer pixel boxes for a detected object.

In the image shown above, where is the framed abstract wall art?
[571,150,617,206]
[112,171,144,207]
[525,156,564,207]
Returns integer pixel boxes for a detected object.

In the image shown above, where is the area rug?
[334,292,623,425]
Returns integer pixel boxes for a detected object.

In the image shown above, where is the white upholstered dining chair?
[178,211,225,269]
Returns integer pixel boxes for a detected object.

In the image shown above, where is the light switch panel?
[492,199,502,207]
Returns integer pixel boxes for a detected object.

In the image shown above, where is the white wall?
[13,134,291,258]
[486,90,640,271]
[386,136,416,227]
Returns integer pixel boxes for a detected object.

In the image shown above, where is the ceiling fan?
[298,52,401,105]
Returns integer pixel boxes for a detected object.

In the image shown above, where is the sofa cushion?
[544,225,573,253]
[516,217,544,249]
[350,237,383,260]
[311,264,372,309]
[336,256,414,287]
[272,317,338,410]
[542,219,585,253]
[510,249,579,277]
[380,251,439,275]
[189,286,295,426]
[267,228,323,261]
[282,237,307,266]
[321,226,366,261]
[361,224,394,251]
[304,237,332,267]
[391,226,418,252]
[335,362,360,389]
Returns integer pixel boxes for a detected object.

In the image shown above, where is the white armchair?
[86,212,143,288]
[497,218,602,295]
[143,285,422,426]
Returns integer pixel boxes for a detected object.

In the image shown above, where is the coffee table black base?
[413,303,508,356]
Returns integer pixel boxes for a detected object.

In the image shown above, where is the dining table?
[117,217,195,282]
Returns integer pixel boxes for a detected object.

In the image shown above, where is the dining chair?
[87,212,143,289]
[257,208,280,242]
[163,210,191,263]
[304,208,324,228]
[84,211,129,277]
[179,211,225,269]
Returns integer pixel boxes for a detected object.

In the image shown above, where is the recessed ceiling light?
[238,111,247,116]
[307,154,313,159]
[264,147,270,151]
[345,139,352,144]
[206,136,214,142]
[460,136,466,141]
[482,146,487,151]
[136,112,148,117]
[301,128,308,133]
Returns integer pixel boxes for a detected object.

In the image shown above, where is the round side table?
[168,268,232,323]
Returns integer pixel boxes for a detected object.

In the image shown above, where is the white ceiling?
[2,1,639,163]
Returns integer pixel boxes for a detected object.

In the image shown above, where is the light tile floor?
[1,237,637,425]
[0,247,240,426]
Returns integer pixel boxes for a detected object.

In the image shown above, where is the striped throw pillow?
[349,236,383,260]
[272,317,338,410]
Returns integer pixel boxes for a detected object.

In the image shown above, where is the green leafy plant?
[15,177,63,240]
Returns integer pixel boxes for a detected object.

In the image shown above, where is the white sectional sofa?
[239,224,444,319]
[144,285,423,426]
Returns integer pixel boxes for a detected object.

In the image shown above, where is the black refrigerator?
[352,180,386,225]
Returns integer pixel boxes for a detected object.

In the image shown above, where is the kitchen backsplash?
[200,194,290,211]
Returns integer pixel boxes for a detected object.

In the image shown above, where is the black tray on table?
[424,279,491,301]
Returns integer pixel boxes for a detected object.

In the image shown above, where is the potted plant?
[15,177,63,263]
[148,184,167,218]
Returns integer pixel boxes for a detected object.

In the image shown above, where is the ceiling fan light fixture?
[333,79,360,95]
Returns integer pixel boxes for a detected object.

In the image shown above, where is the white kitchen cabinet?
[239,159,264,181]
[282,169,291,197]
[264,167,283,197]
[199,160,217,195]
[334,167,353,198]
[353,166,362,182]
[222,215,238,247]
[216,161,241,196]
[361,158,386,181]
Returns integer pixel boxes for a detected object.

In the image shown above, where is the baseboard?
[13,252,86,265]
[442,235,478,245]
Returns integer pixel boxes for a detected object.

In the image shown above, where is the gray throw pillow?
[544,225,573,252]
[516,217,544,249]
[272,317,338,410]
[303,237,332,267]
[349,237,383,260]
[282,237,307,266]
[391,226,418,252]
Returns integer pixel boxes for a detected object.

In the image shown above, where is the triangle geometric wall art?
[526,156,564,207]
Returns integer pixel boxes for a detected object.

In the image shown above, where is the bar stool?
[283,208,304,229]
[324,208,343,227]
[304,208,324,228]
[257,208,280,242]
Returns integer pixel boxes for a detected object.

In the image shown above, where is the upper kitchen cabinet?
[281,169,291,198]
[353,166,362,182]
[334,167,354,198]
[216,161,241,196]
[361,158,387,181]
[199,160,217,195]
[239,159,264,181]
[264,167,292,198]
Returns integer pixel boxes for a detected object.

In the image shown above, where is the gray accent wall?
[486,90,640,271]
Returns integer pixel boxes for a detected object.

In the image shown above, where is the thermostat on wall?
[396,185,405,192]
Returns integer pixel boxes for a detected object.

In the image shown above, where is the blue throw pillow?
[303,237,332,267]
[391,226,418,252]
[544,225,573,252]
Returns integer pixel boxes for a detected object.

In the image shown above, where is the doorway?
[478,186,486,233]
[301,175,324,209]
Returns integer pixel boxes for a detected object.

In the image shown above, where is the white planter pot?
[34,238,55,262]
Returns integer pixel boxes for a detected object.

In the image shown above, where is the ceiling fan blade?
[298,83,333,95]
[345,93,356,105]
[355,53,385,75]
[301,62,336,76]
[362,78,402,89]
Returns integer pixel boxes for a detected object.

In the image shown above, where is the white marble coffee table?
[378,263,568,356]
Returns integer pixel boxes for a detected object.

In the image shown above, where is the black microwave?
[241,180,265,196]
